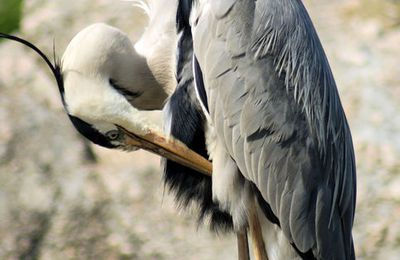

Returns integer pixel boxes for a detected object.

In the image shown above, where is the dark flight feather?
[163,8,233,232]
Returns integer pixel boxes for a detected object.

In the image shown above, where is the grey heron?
[0,0,356,259]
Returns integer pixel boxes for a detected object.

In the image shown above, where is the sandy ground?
[0,0,399,259]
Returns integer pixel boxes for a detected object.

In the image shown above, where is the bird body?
[169,0,356,259]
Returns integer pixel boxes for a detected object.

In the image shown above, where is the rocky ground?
[0,0,399,259]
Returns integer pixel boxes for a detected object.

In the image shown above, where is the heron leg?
[249,198,269,260]
[237,229,250,260]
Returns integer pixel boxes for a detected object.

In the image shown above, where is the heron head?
[60,23,168,149]
[0,22,211,175]
[0,24,165,150]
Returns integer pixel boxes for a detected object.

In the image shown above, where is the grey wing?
[192,0,356,259]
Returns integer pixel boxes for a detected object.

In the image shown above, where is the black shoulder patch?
[177,0,193,32]
[193,55,209,113]
[164,82,233,232]
[164,85,233,232]
[165,19,233,232]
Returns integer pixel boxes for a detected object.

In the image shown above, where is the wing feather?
[191,0,356,258]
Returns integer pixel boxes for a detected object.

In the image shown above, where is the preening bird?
[0,0,356,259]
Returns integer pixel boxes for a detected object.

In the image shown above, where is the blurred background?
[0,0,399,259]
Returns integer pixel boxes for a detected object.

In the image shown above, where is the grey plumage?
[188,0,356,259]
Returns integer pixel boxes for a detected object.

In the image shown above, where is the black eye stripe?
[109,78,142,98]
[68,115,116,148]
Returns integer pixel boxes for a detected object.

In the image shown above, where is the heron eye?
[106,130,120,140]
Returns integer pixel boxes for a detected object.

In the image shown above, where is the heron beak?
[117,126,212,176]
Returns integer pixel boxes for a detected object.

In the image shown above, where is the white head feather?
[62,23,163,136]
[60,0,178,139]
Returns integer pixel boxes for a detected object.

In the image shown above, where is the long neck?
[134,0,178,99]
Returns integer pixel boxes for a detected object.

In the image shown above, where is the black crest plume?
[0,33,65,103]
[0,33,124,149]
